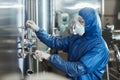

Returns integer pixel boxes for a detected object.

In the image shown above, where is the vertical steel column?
[26,0,34,75]
[38,0,50,33]
[106,64,110,80]
[35,0,39,74]
[50,0,55,35]
[101,0,105,29]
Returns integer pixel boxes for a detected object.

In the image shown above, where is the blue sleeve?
[49,45,108,77]
[49,54,87,77]
[35,28,73,51]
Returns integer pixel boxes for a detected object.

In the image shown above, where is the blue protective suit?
[35,7,109,80]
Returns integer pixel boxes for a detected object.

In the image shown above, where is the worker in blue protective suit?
[26,7,109,80]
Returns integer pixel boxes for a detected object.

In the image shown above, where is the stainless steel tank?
[0,0,24,78]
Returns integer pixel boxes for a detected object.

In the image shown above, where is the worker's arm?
[49,46,109,77]
[49,54,86,77]
[26,20,73,51]
[35,28,73,51]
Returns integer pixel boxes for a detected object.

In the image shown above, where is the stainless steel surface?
[0,0,24,77]
[101,0,105,28]
[55,0,101,15]
[49,0,55,34]
[0,0,19,3]
[106,64,110,80]
[38,0,50,33]
[112,30,120,40]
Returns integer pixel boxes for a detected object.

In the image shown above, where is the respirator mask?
[70,20,85,36]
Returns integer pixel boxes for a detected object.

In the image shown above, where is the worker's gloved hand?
[33,50,50,62]
[26,20,39,32]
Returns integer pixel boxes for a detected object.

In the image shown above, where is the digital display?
[63,17,67,22]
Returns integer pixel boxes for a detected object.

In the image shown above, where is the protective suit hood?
[78,7,102,39]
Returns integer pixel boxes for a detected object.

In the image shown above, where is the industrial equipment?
[0,0,120,80]
[102,26,120,80]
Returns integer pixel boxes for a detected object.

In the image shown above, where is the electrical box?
[58,13,69,31]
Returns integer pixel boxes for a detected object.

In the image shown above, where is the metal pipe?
[50,0,55,35]
[43,0,47,31]
[25,0,33,75]
[101,0,105,28]
[38,0,49,33]
[36,0,38,25]
[27,47,34,74]
[21,27,25,58]
[30,0,33,20]
[106,64,110,80]
[35,0,39,74]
